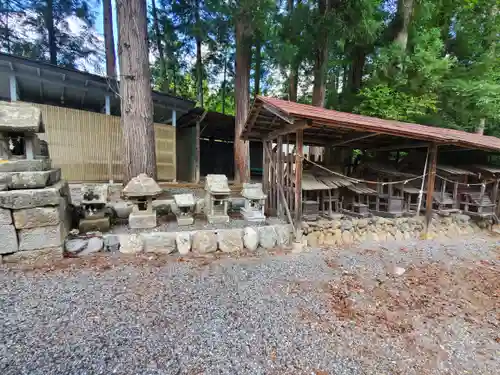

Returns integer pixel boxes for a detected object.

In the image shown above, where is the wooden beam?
[245,102,262,134]
[295,129,304,224]
[425,143,438,234]
[262,103,295,124]
[266,120,310,140]
[277,136,283,218]
[367,141,430,152]
[330,133,379,147]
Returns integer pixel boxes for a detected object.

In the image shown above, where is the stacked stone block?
[0,101,71,264]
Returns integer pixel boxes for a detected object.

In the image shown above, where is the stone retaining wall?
[108,224,294,255]
[302,214,489,247]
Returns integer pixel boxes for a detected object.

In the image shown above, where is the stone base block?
[0,159,51,173]
[79,217,110,233]
[18,224,66,251]
[0,224,18,254]
[4,168,61,189]
[141,232,177,254]
[2,247,63,265]
[241,208,266,223]
[129,212,156,229]
[192,231,217,253]
[13,206,61,229]
[0,207,12,225]
[206,214,229,224]
[0,180,69,209]
[217,229,243,253]
[176,215,194,226]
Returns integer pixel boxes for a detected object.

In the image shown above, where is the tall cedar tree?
[117,0,157,181]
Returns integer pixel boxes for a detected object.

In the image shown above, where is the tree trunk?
[311,0,328,107]
[195,0,203,107]
[152,0,167,90]
[287,0,299,102]
[234,19,251,183]
[46,0,57,65]
[347,46,366,94]
[221,53,227,114]
[476,118,485,135]
[103,0,116,78]
[196,37,203,107]
[392,0,414,50]
[289,65,298,102]
[117,0,157,181]
[254,36,261,98]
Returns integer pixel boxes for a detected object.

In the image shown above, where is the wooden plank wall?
[32,103,176,182]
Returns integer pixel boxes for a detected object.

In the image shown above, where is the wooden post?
[277,136,283,218]
[425,143,438,233]
[493,179,500,216]
[194,120,200,183]
[262,140,270,213]
[294,129,304,224]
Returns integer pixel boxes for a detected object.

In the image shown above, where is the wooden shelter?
[242,96,500,234]
[432,165,476,214]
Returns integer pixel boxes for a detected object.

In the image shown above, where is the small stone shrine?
[0,101,71,262]
[241,183,266,223]
[173,193,196,225]
[78,184,110,232]
[204,174,230,224]
[123,173,162,229]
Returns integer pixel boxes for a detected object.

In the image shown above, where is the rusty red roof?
[244,96,500,152]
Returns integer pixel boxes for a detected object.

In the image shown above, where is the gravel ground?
[1,236,499,375]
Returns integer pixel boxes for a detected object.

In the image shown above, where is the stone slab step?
[0,168,61,189]
[0,180,70,209]
[0,159,51,173]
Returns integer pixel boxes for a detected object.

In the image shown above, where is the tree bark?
[117,0,157,181]
[254,36,261,98]
[392,0,414,50]
[195,0,203,107]
[221,53,227,114]
[287,0,299,102]
[45,0,57,65]
[347,46,366,94]
[311,0,329,107]
[476,118,486,135]
[151,0,167,90]
[234,18,251,182]
[103,0,117,78]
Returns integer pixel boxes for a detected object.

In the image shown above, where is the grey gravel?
[0,235,499,375]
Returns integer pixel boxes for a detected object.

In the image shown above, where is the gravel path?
[1,236,499,375]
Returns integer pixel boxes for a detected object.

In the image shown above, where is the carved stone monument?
[78,184,110,232]
[241,183,266,223]
[204,174,230,224]
[173,193,196,225]
[123,173,162,229]
[0,101,71,263]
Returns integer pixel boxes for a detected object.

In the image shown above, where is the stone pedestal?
[241,183,266,223]
[123,174,162,229]
[129,211,157,229]
[173,193,195,226]
[205,174,230,224]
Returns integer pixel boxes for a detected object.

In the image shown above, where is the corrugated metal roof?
[246,96,500,152]
[471,165,500,175]
[436,165,476,176]
[302,173,330,191]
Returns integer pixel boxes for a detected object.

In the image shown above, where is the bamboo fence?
[33,103,176,182]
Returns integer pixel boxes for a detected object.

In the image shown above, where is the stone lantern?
[173,193,196,225]
[204,174,230,224]
[240,183,266,223]
[78,184,110,232]
[123,173,162,229]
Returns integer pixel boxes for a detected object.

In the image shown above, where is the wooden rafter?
[266,120,311,140]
